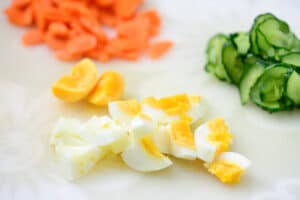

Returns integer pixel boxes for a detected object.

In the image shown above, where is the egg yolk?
[207,118,232,154]
[140,135,164,158]
[100,122,110,129]
[143,94,198,122]
[207,160,244,184]
[88,71,124,106]
[52,59,98,102]
[117,99,141,116]
[170,120,195,149]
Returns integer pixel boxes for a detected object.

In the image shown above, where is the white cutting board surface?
[0,0,300,199]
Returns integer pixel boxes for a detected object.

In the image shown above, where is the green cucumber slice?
[222,41,244,84]
[250,13,275,54]
[250,64,293,112]
[239,62,265,104]
[281,52,300,67]
[286,70,300,106]
[231,32,250,55]
[205,34,230,81]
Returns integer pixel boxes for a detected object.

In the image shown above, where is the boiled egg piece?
[168,120,197,160]
[79,116,128,153]
[187,95,207,124]
[141,94,206,125]
[50,118,86,146]
[129,113,156,139]
[108,99,141,126]
[153,125,170,154]
[194,118,233,163]
[121,135,172,172]
[206,152,251,184]
[55,144,105,180]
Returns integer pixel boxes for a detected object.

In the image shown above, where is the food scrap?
[205,13,300,112]
[52,59,124,105]
[50,94,251,184]
[4,0,173,61]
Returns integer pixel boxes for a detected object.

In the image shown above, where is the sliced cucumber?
[250,13,275,54]
[250,64,293,112]
[286,70,300,106]
[222,41,244,84]
[258,18,294,49]
[281,52,300,67]
[205,34,230,81]
[239,62,265,104]
[231,32,250,55]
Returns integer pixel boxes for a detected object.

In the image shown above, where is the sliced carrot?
[45,33,67,50]
[5,0,172,62]
[12,0,32,8]
[22,29,44,46]
[114,0,143,19]
[147,41,173,59]
[55,49,82,61]
[94,0,113,7]
[79,18,107,43]
[48,22,69,37]
[5,6,33,26]
[66,34,98,55]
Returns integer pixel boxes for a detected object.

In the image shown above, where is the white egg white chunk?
[55,144,106,180]
[194,118,233,163]
[194,124,216,163]
[187,96,207,124]
[153,125,170,154]
[108,100,140,126]
[50,118,86,146]
[141,103,174,125]
[168,121,197,160]
[130,115,156,139]
[80,116,127,148]
[217,152,251,169]
[121,135,172,172]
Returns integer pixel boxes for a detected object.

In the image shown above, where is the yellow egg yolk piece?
[207,160,244,184]
[140,135,164,158]
[88,71,124,106]
[117,99,141,116]
[170,120,195,149]
[143,94,197,122]
[207,118,233,154]
[52,59,98,102]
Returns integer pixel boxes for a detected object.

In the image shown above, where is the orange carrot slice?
[48,22,69,37]
[114,0,143,19]
[22,29,44,45]
[147,41,173,59]
[66,34,98,55]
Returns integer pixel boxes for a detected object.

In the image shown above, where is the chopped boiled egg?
[206,152,251,184]
[168,120,197,160]
[50,118,86,146]
[153,125,170,154]
[141,94,206,125]
[130,114,156,139]
[79,116,128,153]
[108,99,141,126]
[121,135,172,172]
[88,71,124,106]
[52,59,98,102]
[194,118,233,163]
[55,144,105,180]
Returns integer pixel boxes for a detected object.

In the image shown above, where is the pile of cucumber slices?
[205,13,300,112]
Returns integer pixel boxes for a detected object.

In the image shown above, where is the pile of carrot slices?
[4,0,173,61]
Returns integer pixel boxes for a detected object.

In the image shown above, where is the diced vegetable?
[205,13,300,112]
